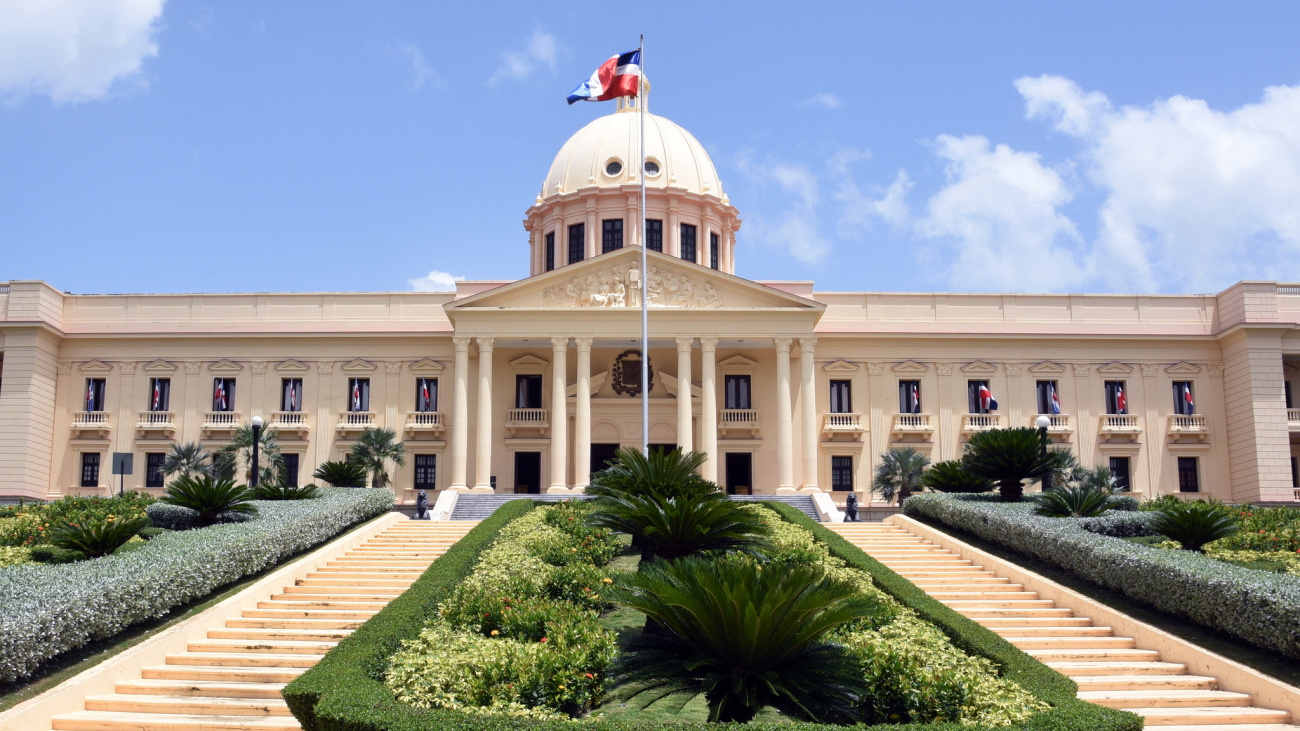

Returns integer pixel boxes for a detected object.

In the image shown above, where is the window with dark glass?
[416,377,439,412]
[568,223,585,264]
[601,219,623,253]
[544,232,555,272]
[212,377,236,412]
[831,456,853,491]
[84,378,106,412]
[1035,380,1061,415]
[724,375,751,410]
[146,453,166,488]
[148,378,170,412]
[646,219,663,252]
[1293,456,1298,488]
[829,380,852,413]
[1109,456,1131,492]
[281,378,303,412]
[967,380,992,414]
[1104,380,1128,415]
[680,223,697,262]
[516,375,543,409]
[1172,381,1195,415]
[709,232,719,270]
[347,378,370,412]
[282,453,300,487]
[1177,456,1200,492]
[414,454,437,490]
[80,453,100,488]
[899,380,921,414]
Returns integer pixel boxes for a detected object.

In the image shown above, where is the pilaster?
[700,338,718,483]
[774,338,795,492]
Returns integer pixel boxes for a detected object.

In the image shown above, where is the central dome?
[541,105,725,201]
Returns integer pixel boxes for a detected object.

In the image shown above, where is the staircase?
[729,494,822,521]
[49,520,476,731]
[828,521,1296,730]
[449,494,592,520]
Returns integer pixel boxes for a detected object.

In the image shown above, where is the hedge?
[904,493,1300,659]
[0,487,393,682]
[286,500,1139,731]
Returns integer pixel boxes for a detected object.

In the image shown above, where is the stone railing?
[336,412,376,433]
[505,408,548,437]
[719,409,761,437]
[961,413,1002,433]
[1099,414,1141,439]
[71,411,111,437]
[201,411,241,436]
[1288,408,1300,431]
[1034,413,1073,435]
[135,410,175,436]
[1167,413,1209,440]
[404,411,446,436]
[270,411,310,438]
[822,412,865,434]
[891,413,933,437]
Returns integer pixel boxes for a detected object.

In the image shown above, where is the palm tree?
[610,555,874,724]
[1073,465,1119,492]
[962,427,1058,502]
[162,441,211,478]
[215,423,284,486]
[349,427,406,488]
[587,447,717,501]
[1150,501,1240,552]
[312,460,368,487]
[587,493,770,563]
[1033,485,1114,518]
[919,460,995,493]
[161,475,258,526]
[871,447,929,505]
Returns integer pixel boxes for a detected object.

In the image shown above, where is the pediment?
[141,359,177,374]
[1097,361,1133,375]
[892,360,928,375]
[275,359,312,374]
[79,359,114,374]
[718,355,758,372]
[409,358,445,375]
[208,359,243,374]
[446,247,823,312]
[960,361,998,375]
[822,360,859,375]
[567,371,608,397]
[1027,361,1066,375]
[660,372,702,399]
[1165,361,1202,375]
[510,354,549,372]
[340,359,377,373]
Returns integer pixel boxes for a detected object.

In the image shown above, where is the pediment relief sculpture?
[542,264,722,309]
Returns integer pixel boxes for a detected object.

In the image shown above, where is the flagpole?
[638,34,649,457]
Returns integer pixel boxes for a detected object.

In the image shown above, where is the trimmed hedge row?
[904,493,1300,659]
[286,500,1139,731]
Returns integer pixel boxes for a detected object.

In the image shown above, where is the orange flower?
[540,637,548,643]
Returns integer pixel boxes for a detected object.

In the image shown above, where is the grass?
[0,511,387,713]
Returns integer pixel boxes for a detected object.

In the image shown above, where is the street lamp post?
[1035,414,1052,492]
[250,415,264,488]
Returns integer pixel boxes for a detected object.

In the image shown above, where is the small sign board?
[111,452,133,476]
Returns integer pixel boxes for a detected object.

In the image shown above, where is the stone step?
[242,608,378,620]
[990,626,1114,637]
[1026,647,1161,662]
[257,599,389,610]
[207,628,353,642]
[897,570,999,578]
[912,576,1013,584]
[956,607,1075,617]
[1074,675,1219,691]
[186,639,335,655]
[1129,707,1290,726]
[944,599,1058,608]
[116,679,288,699]
[1005,636,1136,650]
[84,694,291,717]
[929,590,1040,600]
[226,618,364,630]
[972,616,1091,626]
[52,711,302,730]
[305,571,422,580]
[142,666,304,684]
[294,578,413,588]
[1047,661,1189,676]
[165,653,321,669]
[1079,690,1253,709]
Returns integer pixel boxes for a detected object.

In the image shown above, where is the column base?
[775,486,800,494]
[467,486,495,494]
[798,486,823,493]
[546,485,583,495]
[448,485,472,493]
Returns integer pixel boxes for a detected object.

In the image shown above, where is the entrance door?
[514,452,541,494]
[591,443,621,476]
[725,453,752,495]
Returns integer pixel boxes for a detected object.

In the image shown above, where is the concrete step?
[206,628,354,642]
[84,694,291,717]
[1005,636,1136,650]
[1130,707,1290,726]
[1080,690,1252,709]
[944,599,1058,608]
[116,679,288,699]
[52,711,302,730]
[226,618,364,630]
[956,607,1075,617]
[257,600,389,610]
[165,653,321,669]
[186,639,335,655]
[294,578,413,588]
[929,590,1040,600]
[142,666,304,683]
[1047,661,1189,676]
[1074,675,1219,691]
[989,626,1114,637]
[972,616,1090,626]
[1026,647,1161,662]
[242,609,378,620]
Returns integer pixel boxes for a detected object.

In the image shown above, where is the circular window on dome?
[643,159,661,176]
[604,160,623,177]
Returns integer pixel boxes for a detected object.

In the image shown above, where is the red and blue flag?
[567,50,641,104]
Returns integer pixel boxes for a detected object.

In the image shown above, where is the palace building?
[3,96,1300,506]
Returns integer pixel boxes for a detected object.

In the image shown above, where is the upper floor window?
[899,380,921,414]
[212,378,236,412]
[516,375,543,409]
[724,375,751,410]
[416,377,439,412]
[80,452,100,488]
[544,232,555,272]
[967,380,996,414]
[1173,381,1195,415]
[710,232,720,270]
[348,378,370,412]
[602,219,623,253]
[568,223,585,264]
[680,223,697,263]
[829,380,852,414]
[1104,380,1128,415]
[646,219,663,252]
[148,378,170,412]
[281,378,303,412]
[146,453,166,488]
[1035,380,1061,415]
[84,378,106,412]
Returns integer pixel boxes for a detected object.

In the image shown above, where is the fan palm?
[161,475,258,526]
[1074,465,1120,492]
[587,493,770,562]
[962,427,1057,502]
[919,460,994,493]
[871,447,929,505]
[349,427,406,488]
[1150,501,1240,552]
[312,460,368,487]
[1033,485,1114,518]
[162,442,211,478]
[610,555,875,724]
[214,423,284,486]
[587,447,718,501]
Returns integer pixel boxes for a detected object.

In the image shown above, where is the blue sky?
[3,1,1300,296]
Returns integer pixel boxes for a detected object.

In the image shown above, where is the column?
[799,338,819,491]
[585,203,597,261]
[449,337,471,490]
[1221,331,1292,502]
[668,204,680,258]
[574,338,593,488]
[675,338,694,452]
[474,338,494,491]
[700,338,719,483]
[775,338,795,491]
[627,197,640,248]
[550,337,569,490]
[0,328,61,500]
[722,225,733,273]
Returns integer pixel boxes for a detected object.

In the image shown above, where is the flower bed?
[904,493,1300,659]
[0,487,393,682]
[0,492,155,551]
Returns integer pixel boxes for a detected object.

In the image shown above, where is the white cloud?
[735,151,831,265]
[408,270,465,292]
[1016,75,1110,136]
[397,44,439,90]
[798,93,842,109]
[488,29,559,85]
[0,0,166,103]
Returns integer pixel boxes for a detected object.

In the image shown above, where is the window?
[80,453,100,488]
[601,219,623,253]
[1104,381,1128,415]
[516,375,543,409]
[1172,381,1195,415]
[148,377,170,412]
[1177,456,1200,492]
[1293,456,1298,488]
[416,377,439,412]
[1109,456,1131,492]
[643,159,660,176]
[84,378,106,412]
[347,378,370,412]
[829,380,852,414]
[568,223,585,264]
[709,232,719,270]
[212,378,236,412]
[724,375,751,410]
[1036,380,1061,415]
[414,454,437,490]
[281,378,303,412]
[899,380,921,414]
[831,456,854,491]
[680,223,697,262]
[282,454,300,488]
[604,160,623,176]
[967,380,993,414]
[646,219,663,252]
[544,232,555,272]
[146,453,166,488]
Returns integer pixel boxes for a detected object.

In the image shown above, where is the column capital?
[676,336,695,352]
[185,361,202,375]
[384,361,403,375]
[551,336,570,351]
[476,337,495,353]
[774,337,794,353]
[453,336,473,351]
[799,337,817,354]
[699,337,718,352]
[120,361,137,375]
[575,337,594,352]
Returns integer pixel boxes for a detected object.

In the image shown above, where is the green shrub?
[0,546,33,568]
[312,459,368,488]
[1216,504,1300,553]
[29,545,85,564]
[922,460,995,493]
[0,492,154,547]
[963,427,1058,502]
[49,515,151,559]
[137,526,166,540]
[586,447,718,501]
[159,475,257,527]
[1033,486,1114,518]
[248,483,321,500]
[1150,500,1240,552]
[588,493,770,562]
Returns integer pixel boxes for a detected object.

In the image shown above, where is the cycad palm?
[588,493,770,562]
[871,447,929,504]
[162,441,211,478]
[349,427,406,488]
[962,427,1057,502]
[587,447,716,501]
[919,460,994,493]
[215,424,284,485]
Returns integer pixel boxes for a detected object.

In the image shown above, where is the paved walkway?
[829,521,1297,730]
[49,520,476,731]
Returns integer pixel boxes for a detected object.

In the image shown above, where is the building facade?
[3,99,1300,505]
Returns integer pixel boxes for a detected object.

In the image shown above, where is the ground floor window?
[146,453,166,488]
[1177,456,1200,492]
[831,456,853,491]
[80,453,100,488]
[1293,456,1298,488]
[414,454,437,490]
[1108,456,1131,492]
[282,453,300,487]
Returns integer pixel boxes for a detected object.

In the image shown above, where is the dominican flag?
[911,383,921,414]
[978,382,998,412]
[1183,384,1195,414]
[352,380,362,411]
[1050,383,1061,415]
[567,49,641,104]
[214,380,226,411]
[1115,384,1127,414]
[420,379,431,410]
[152,380,161,410]
[288,382,297,411]
[86,380,95,411]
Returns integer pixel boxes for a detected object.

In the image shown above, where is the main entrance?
[514,452,541,494]
[591,443,620,477]
[725,453,752,495]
